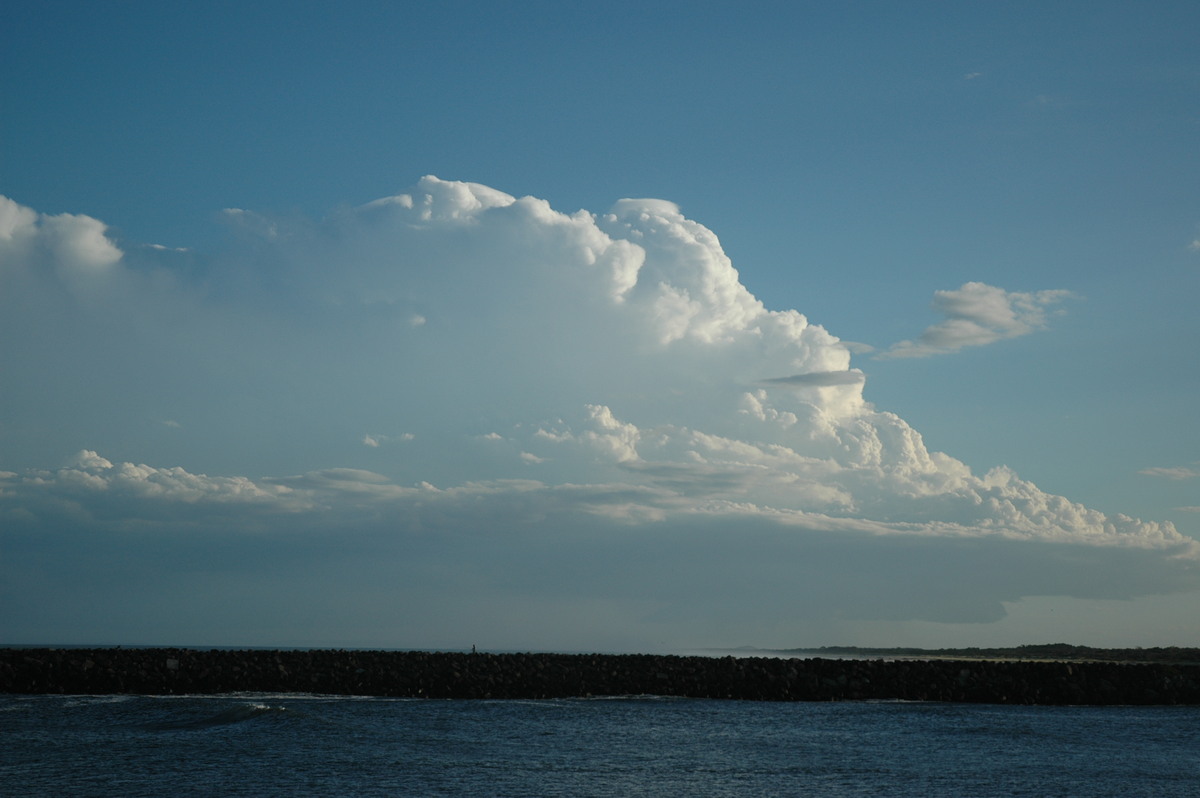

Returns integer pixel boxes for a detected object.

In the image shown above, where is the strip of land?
[744,644,1200,664]
[4,647,1200,704]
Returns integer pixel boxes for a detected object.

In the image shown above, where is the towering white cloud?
[0,179,1195,648]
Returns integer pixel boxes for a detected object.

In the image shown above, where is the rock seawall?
[4,648,1200,705]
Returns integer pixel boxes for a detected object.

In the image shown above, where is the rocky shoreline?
[4,648,1200,705]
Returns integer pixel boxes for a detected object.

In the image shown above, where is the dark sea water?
[2,693,1198,797]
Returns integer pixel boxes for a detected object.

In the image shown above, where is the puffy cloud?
[880,281,1073,359]
[0,196,122,279]
[0,196,38,240]
[17,450,299,507]
[0,179,1195,647]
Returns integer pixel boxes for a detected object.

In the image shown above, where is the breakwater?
[4,648,1200,704]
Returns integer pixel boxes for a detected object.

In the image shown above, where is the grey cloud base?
[3,456,1197,649]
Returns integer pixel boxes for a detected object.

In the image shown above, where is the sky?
[2,1,1198,652]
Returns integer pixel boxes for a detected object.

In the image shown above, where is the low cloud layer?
[1,179,1195,649]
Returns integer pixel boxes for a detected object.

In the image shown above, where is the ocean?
[2,693,1198,796]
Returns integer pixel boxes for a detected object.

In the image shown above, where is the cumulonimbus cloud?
[0,178,1195,647]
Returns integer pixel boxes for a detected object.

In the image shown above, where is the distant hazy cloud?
[880,282,1072,359]
[363,433,415,448]
[1141,466,1200,480]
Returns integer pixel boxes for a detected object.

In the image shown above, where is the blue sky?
[2,1,1198,651]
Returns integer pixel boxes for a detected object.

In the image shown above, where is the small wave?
[61,695,133,708]
[146,702,287,731]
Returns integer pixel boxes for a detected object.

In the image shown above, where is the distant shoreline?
[708,644,1200,665]
[4,647,1200,704]
[7,642,1198,664]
